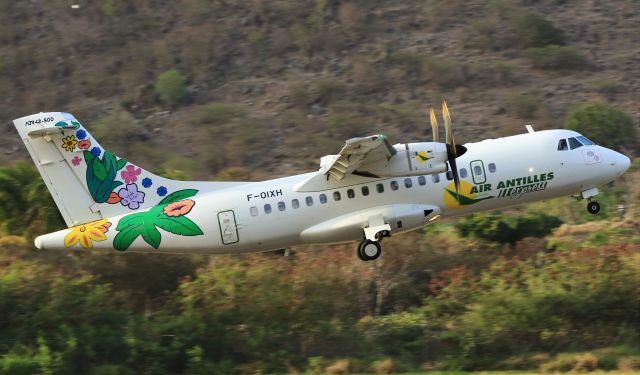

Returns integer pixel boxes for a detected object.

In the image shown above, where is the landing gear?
[587,200,600,214]
[357,239,382,261]
[581,188,601,215]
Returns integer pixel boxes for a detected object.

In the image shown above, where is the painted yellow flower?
[64,219,112,249]
[61,135,78,152]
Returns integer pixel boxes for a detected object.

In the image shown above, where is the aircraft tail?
[12,112,242,227]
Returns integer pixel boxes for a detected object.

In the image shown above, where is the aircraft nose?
[610,150,630,175]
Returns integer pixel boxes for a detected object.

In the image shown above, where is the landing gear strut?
[587,199,600,214]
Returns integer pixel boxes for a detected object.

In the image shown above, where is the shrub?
[198,103,246,125]
[154,68,187,105]
[514,12,565,48]
[371,358,394,374]
[565,102,637,151]
[312,79,347,106]
[504,93,542,118]
[522,45,587,70]
[423,57,467,87]
[456,211,562,246]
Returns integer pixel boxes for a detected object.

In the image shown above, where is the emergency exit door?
[218,210,239,245]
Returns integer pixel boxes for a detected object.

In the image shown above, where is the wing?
[320,134,396,180]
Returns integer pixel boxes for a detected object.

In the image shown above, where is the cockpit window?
[576,135,594,146]
[557,139,568,151]
[568,137,583,150]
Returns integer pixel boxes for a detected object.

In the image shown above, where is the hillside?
[0,0,638,178]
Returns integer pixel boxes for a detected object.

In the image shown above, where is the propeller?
[429,101,467,203]
[429,108,439,143]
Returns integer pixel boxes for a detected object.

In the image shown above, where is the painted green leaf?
[104,151,117,172]
[83,150,95,163]
[92,161,107,181]
[156,216,203,236]
[141,223,162,249]
[116,213,145,231]
[159,189,199,205]
[113,225,141,251]
[445,189,494,205]
[116,158,127,171]
[71,121,81,129]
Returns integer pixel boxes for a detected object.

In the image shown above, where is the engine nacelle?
[359,142,448,177]
[300,204,441,244]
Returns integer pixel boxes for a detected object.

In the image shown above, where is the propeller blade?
[448,149,461,201]
[443,101,453,149]
[442,101,460,201]
[429,108,439,143]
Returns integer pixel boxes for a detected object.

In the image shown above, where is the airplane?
[12,103,630,261]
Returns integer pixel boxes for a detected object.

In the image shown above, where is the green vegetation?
[522,46,587,70]
[154,69,188,106]
[565,103,637,151]
[456,211,562,246]
[0,163,64,236]
[0,162,637,373]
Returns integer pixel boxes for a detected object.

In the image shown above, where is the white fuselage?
[35,129,629,253]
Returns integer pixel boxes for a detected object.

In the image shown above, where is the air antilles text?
[470,172,554,198]
[246,189,283,201]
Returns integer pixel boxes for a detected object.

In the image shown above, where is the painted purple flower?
[142,177,152,188]
[118,183,145,210]
[157,186,167,196]
[90,147,101,157]
[71,156,82,166]
[121,164,142,184]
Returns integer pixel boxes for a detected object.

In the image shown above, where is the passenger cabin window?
[376,183,384,193]
[474,165,483,176]
[347,189,355,198]
[264,204,272,214]
[278,201,286,211]
[404,178,413,188]
[568,137,583,150]
[319,194,327,204]
[488,163,497,173]
[250,206,258,216]
[577,135,594,146]
[418,176,426,186]
[292,199,300,209]
[362,186,370,196]
[333,191,341,201]
[391,180,399,191]
[305,196,313,206]
[432,174,440,183]
[460,168,468,178]
[446,171,453,180]
[557,139,568,151]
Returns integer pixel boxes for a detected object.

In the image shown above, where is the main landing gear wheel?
[357,240,382,261]
[587,200,600,214]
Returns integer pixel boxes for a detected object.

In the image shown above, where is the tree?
[565,103,637,152]
[0,162,65,236]
[455,211,562,246]
[154,68,188,106]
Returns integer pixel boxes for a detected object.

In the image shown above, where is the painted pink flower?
[121,164,142,184]
[71,156,82,166]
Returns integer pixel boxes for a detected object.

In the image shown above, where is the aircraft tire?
[587,201,600,214]
[357,240,381,261]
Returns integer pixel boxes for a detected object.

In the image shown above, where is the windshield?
[576,135,595,145]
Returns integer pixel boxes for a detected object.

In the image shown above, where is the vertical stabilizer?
[13,112,246,227]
